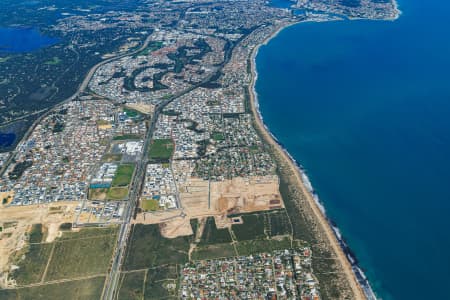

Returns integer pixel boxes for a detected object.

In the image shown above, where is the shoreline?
[249,22,373,300]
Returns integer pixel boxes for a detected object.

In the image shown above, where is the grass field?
[0,276,106,300]
[107,187,129,200]
[58,227,117,241]
[96,119,110,126]
[144,265,179,300]
[235,237,292,256]
[191,243,236,260]
[141,199,160,211]
[145,279,177,299]
[10,243,53,285]
[88,188,108,200]
[231,214,266,241]
[150,264,178,280]
[211,131,225,141]
[118,271,145,300]
[102,153,123,162]
[29,224,44,243]
[44,56,62,65]
[45,228,117,280]
[123,108,140,118]
[112,164,135,187]
[113,134,142,140]
[148,139,174,162]
[135,41,163,57]
[265,210,293,237]
[123,224,191,270]
[199,217,232,245]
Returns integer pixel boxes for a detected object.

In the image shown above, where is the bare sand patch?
[178,178,211,217]
[0,191,14,206]
[160,217,193,238]
[133,209,183,224]
[211,175,283,215]
[0,202,77,286]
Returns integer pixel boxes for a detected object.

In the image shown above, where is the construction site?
[135,174,284,238]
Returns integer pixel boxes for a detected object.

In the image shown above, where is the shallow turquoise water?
[256,1,450,299]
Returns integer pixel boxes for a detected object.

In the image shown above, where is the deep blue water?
[256,1,450,299]
[0,27,58,53]
[0,133,16,148]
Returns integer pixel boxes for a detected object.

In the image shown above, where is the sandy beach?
[248,23,367,300]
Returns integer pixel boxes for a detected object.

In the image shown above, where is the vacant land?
[211,131,225,141]
[113,134,142,140]
[89,188,108,200]
[160,217,194,239]
[191,243,236,260]
[125,103,154,115]
[10,243,53,285]
[0,276,106,300]
[0,203,77,282]
[118,271,145,300]
[136,41,163,57]
[178,175,282,218]
[265,209,293,237]
[144,265,178,300]
[28,224,44,243]
[141,199,160,211]
[112,164,135,187]
[235,237,292,256]
[117,264,178,300]
[123,224,192,270]
[107,187,129,200]
[44,56,62,65]
[199,217,232,245]
[57,227,117,241]
[148,139,174,162]
[123,108,140,118]
[102,153,123,162]
[231,213,266,241]
[45,227,118,281]
[190,209,296,261]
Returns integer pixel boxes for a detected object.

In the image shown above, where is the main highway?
[101,30,245,299]
[101,75,221,300]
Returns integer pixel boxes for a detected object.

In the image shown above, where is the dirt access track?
[0,202,77,279]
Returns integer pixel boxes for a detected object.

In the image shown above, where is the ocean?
[256,0,450,299]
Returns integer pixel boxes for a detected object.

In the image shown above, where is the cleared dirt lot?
[177,175,282,218]
[211,175,283,214]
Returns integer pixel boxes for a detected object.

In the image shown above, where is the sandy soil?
[0,202,77,286]
[160,217,193,238]
[134,208,183,224]
[178,178,211,217]
[178,175,282,217]
[211,175,282,214]
[249,25,366,300]
[0,191,14,205]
